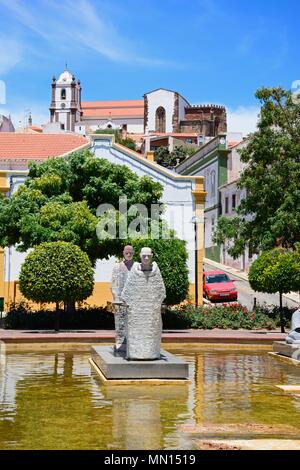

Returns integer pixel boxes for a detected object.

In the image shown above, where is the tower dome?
[57,68,73,84]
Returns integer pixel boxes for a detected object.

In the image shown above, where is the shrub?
[254,304,295,329]
[249,248,300,332]
[19,242,94,305]
[131,237,189,305]
[4,301,114,330]
[166,303,276,330]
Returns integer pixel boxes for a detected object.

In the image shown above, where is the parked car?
[203,270,238,302]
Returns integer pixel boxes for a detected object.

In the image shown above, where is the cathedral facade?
[49,68,227,138]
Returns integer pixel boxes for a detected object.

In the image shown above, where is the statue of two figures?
[111,246,166,360]
[286,306,300,344]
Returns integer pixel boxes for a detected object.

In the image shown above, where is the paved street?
[204,261,299,311]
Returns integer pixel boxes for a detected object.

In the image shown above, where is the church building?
[48,68,227,141]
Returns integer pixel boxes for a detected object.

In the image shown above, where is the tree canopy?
[213,87,300,258]
[130,237,190,305]
[0,150,164,263]
[248,248,300,332]
[19,242,94,304]
[154,146,196,168]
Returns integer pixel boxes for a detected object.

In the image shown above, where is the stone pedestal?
[273,341,300,361]
[90,346,189,381]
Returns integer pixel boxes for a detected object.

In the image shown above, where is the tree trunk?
[55,302,60,332]
[66,301,76,314]
[279,291,285,333]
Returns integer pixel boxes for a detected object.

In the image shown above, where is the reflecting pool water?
[0,345,300,449]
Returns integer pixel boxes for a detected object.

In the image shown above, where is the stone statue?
[111,245,134,353]
[121,247,166,360]
[286,307,300,344]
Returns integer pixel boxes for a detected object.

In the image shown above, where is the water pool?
[0,345,300,449]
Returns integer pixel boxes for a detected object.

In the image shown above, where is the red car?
[203,270,238,302]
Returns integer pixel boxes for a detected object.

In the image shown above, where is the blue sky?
[0,0,299,134]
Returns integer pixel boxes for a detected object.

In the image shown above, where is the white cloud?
[227,106,260,137]
[0,37,23,74]
[0,0,170,67]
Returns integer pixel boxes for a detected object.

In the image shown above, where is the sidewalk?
[204,257,300,304]
[0,328,286,345]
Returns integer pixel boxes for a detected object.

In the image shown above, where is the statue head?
[123,245,134,261]
[140,247,153,269]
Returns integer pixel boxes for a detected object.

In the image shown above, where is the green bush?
[254,304,295,329]
[165,303,277,330]
[4,301,280,331]
[131,237,189,305]
[19,242,94,304]
[4,301,114,330]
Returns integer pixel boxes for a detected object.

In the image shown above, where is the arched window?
[155,107,166,133]
[61,89,66,100]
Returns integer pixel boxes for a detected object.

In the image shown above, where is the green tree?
[154,146,195,168]
[213,86,300,258]
[248,248,300,332]
[94,129,137,151]
[129,237,189,305]
[0,151,163,262]
[19,242,94,331]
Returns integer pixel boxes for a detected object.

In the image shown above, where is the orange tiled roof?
[0,133,89,159]
[28,125,43,132]
[228,140,242,148]
[149,132,198,138]
[81,100,144,118]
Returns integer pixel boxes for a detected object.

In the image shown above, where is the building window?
[225,197,229,214]
[61,123,65,130]
[61,89,66,100]
[232,194,236,210]
[211,217,215,240]
[211,170,216,197]
[107,124,112,129]
[155,107,166,133]
[122,124,127,131]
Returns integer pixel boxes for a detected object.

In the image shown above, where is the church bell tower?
[49,67,82,131]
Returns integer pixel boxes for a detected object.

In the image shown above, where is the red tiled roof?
[28,125,43,132]
[0,133,89,159]
[149,132,198,138]
[228,140,243,149]
[81,100,144,118]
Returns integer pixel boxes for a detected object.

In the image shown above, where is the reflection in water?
[0,348,300,449]
[103,385,189,449]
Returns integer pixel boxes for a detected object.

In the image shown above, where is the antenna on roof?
[65,62,68,70]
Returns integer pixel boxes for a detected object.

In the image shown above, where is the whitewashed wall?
[92,136,197,281]
[81,118,144,134]
[5,138,199,283]
[145,89,175,134]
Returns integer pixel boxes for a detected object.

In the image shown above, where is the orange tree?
[19,242,94,331]
[248,248,300,332]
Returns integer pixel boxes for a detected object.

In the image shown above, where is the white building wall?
[145,89,175,134]
[4,138,199,284]
[92,137,197,281]
[81,118,144,134]
[186,159,218,251]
